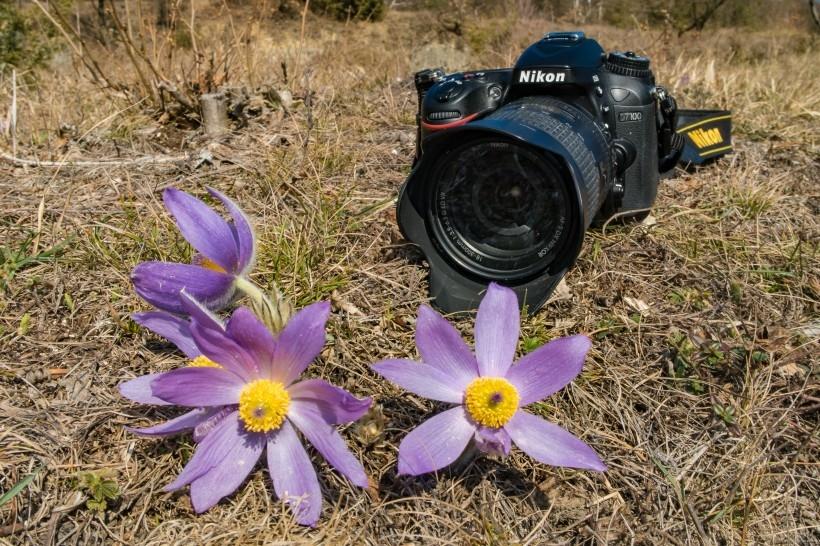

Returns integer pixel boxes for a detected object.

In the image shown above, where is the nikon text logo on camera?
[688,127,724,149]
[518,70,567,83]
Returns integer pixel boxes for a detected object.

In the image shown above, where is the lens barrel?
[484,97,611,231]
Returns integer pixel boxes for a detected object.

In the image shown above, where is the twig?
[686,498,710,545]
[678,0,730,35]
[302,71,313,151]
[601,208,651,235]
[30,0,82,57]
[106,0,156,102]
[651,454,711,545]
[32,196,45,256]
[43,492,86,546]
[190,0,199,58]
[295,0,310,81]
[11,69,16,157]
[157,81,196,112]
[0,149,188,168]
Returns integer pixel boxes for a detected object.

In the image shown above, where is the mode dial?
[605,51,651,78]
[436,80,464,103]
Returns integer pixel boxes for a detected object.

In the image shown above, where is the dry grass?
[1,5,818,545]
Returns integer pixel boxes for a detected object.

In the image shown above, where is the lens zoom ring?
[546,117,602,216]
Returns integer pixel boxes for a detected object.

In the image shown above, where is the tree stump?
[200,93,228,138]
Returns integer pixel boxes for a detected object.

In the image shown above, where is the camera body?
[400,31,682,313]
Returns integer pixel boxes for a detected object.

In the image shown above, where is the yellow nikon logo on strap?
[688,127,724,149]
[677,112,732,161]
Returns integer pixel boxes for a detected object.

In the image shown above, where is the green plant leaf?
[0,469,39,506]
[86,498,107,512]
[96,479,119,501]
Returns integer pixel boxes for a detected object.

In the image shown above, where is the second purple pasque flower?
[121,293,371,526]
[131,187,255,314]
[372,283,606,476]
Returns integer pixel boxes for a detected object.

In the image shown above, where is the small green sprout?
[76,471,120,512]
[713,403,736,425]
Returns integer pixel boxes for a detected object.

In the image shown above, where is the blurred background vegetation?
[0,1,61,74]
[1,0,815,77]
[0,0,815,140]
[418,0,813,31]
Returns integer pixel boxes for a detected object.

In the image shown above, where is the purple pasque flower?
[127,292,371,526]
[371,282,606,476]
[131,187,255,314]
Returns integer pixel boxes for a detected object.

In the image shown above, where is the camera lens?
[399,95,613,312]
[430,139,571,278]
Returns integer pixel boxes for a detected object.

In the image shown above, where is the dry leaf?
[797,320,820,339]
[624,296,651,314]
[547,278,572,304]
[331,289,364,316]
[776,363,806,379]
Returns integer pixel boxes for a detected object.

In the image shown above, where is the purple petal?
[193,407,235,442]
[272,301,330,386]
[208,187,256,274]
[181,293,259,381]
[165,411,244,491]
[179,289,227,330]
[266,420,322,526]
[127,408,221,437]
[415,304,479,389]
[163,188,239,272]
[132,311,199,359]
[475,283,520,377]
[189,427,265,513]
[504,410,606,471]
[397,406,475,476]
[287,403,369,488]
[288,379,372,424]
[505,335,591,406]
[119,373,172,406]
[225,307,276,373]
[132,261,235,314]
[474,426,511,457]
[150,367,243,407]
[371,359,464,404]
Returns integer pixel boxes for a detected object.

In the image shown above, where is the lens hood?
[398,179,569,313]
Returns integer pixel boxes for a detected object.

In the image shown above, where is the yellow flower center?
[238,379,290,433]
[188,355,221,368]
[198,257,227,273]
[464,377,519,428]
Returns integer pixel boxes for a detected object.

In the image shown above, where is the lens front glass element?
[431,139,571,277]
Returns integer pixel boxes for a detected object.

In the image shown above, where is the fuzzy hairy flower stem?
[234,277,293,334]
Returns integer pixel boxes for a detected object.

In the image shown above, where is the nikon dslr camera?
[398,31,684,313]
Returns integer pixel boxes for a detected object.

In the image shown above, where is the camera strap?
[656,87,685,172]
[675,109,733,166]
